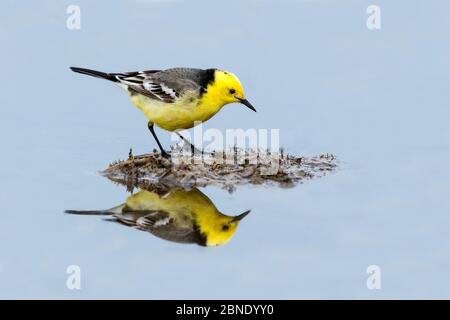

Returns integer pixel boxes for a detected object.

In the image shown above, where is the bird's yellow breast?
[130,89,225,132]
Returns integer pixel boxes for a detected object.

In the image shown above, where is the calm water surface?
[1,1,450,299]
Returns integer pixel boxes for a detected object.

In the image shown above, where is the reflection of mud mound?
[102,148,338,192]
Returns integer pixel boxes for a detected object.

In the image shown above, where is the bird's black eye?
[229,88,236,95]
[222,225,230,231]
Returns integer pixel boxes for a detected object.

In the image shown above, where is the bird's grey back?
[150,68,216,91]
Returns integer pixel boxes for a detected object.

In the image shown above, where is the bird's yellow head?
[206,70,256,112]
[201,210,250,247]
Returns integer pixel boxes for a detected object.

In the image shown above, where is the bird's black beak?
[237,98,256,112]
[231,210,251,222]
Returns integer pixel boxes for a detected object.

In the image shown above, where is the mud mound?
[102,148,338,192]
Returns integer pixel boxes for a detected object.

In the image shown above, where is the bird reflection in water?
[65,187,249,247]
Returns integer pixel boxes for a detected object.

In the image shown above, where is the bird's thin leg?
[175,132,203,155]
[147,122,169,158]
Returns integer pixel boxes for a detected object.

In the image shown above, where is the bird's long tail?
[65,209,113,215]
[70,67,118,82]
[65,204,125,216]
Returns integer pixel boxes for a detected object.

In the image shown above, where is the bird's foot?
[160,151,170,159]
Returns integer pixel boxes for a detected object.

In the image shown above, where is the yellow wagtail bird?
[65,188,250,246]
[70,67,256,157]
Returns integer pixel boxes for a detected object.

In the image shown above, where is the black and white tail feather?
[70,67,177,102]
[65,205,176,232]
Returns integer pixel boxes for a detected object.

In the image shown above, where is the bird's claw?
[160,151,170,159]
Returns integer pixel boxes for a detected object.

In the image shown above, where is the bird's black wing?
[112,68,215,103]
[114,209,206,246]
